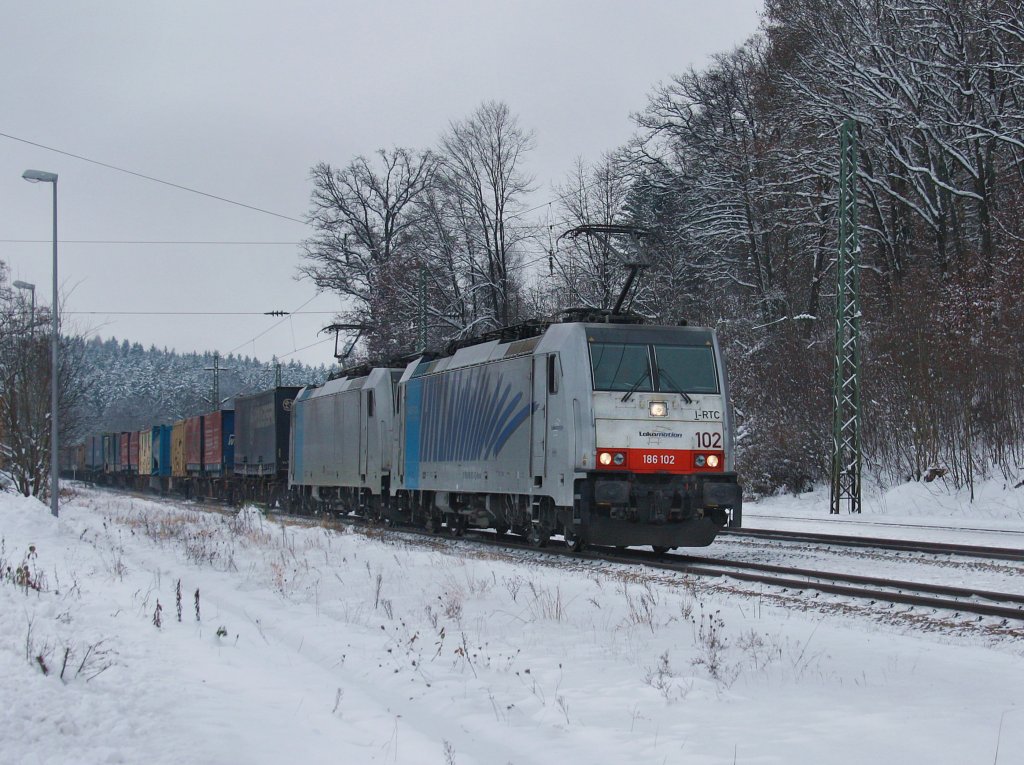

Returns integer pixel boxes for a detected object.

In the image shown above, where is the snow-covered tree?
[0,261,89,497]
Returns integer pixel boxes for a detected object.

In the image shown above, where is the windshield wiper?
[620,372,651,402]
[657,368,693,404]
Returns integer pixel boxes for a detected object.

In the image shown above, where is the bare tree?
[634,38,809,324]
[301,148,437,358]
[439,101,536,329]
[405,187,495,348]
[549,156,633,312]
[0,261,89,497]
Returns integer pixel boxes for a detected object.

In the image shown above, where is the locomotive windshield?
[589,343,654,392]
[589,342,719,394]
[652,345,719,394]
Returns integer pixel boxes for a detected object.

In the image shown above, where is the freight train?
[65,314,742,552]
[64,387,298,506]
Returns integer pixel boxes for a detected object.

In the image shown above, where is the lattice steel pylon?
[830,119,863,515]
[205,351,233,410]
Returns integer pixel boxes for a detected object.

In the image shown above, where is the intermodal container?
[138,429,153,476]
[185,415,204,475]
[77,444,87,473]
[170,420,187,478]
[203,410,235,476]
[119,432,131,472]
[102,433,115,473]
[66,443,86,474]
[152,425,172,477]
[86,436,102,471]
[234,387,301,477]
[128,431,139,474]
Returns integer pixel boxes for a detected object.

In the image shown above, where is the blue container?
[222,409,235,473]
[112,432,122,472]
[87,435,103,471]
[102,433,117,473]
[151,425,172,477]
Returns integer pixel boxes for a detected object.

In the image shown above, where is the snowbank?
[1,485,1023,764]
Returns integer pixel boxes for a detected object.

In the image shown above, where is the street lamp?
[12,280,35,330]
[22,169,59,518]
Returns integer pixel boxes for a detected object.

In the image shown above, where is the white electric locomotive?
[289,366,402,515]
[288,317,742,552]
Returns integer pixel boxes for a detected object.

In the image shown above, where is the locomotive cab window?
[366,390,375,417]
[652,345,719,394]
[547,354,559,395]
[590,342,719,394]
[590,343,653,392]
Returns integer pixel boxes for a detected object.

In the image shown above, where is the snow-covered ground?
[2,480,1023,765]
[745,477,1024,545]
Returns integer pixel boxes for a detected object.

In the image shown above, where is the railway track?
[743,512,1024,537]
[409,526,1024,624]
[80,484,1024,625]
[614,548,1024,623]
[719,527,1024,562]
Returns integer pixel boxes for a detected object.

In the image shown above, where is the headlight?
[598,451,613,466]
[649,401,668,417]
[707,454,720,468]
[694,454,706,467]
[613,452,626,466]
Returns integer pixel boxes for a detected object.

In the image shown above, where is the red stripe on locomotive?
[596,448,725,473]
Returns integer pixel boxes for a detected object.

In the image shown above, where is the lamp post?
[22,169,59,518]
[12,280,35,331]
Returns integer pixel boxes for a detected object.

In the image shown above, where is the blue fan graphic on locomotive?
[404,364,534,489]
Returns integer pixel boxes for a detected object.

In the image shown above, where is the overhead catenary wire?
[226,293,324,357]
[1,240,301,245]
[0,130,307,225]
[271,335,335,362]
[3,130,617,365]
[64,311,337,316]
[2,128,614,233]
[3,171,604,250]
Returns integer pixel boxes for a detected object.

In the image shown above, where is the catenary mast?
[830,119,863,515]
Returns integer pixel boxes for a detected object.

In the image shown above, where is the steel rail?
[682,557,1024,606]
[742,513,1024,537]
[442,530,1024,623]
[719,527,1024,562]
[658,562,1024,622]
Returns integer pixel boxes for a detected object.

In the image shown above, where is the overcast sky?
[2,0,762,368]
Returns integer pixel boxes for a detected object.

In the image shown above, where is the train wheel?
[528,524,549,548]
[563,525,585,553]
[447,515,465,537]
